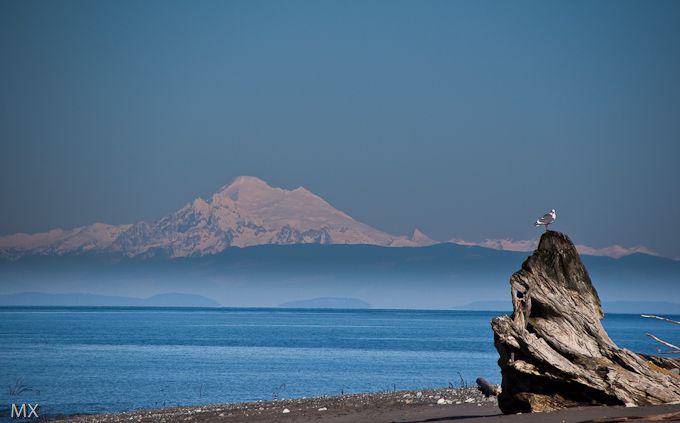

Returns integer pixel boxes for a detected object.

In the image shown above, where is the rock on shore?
[491,230,680,414]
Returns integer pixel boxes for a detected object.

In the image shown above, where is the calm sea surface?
[0,307,677,418]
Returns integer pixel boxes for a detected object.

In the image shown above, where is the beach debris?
[48,386,497,422]
[491,231,680,414]
[641,314,680,356]
[282,408,290,413]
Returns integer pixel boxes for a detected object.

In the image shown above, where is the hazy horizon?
[2,242,678,309]
[2,291,680,315]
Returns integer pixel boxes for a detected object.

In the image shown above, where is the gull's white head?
[551,209,556,213]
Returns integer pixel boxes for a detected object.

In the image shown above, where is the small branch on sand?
[642,315,680,325]
[642,314,680,355]
[645,333,680,354]
[456,372,468,389]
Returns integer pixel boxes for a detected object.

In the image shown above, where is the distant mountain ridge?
[0,176,436,259]
[451,238,659,259]
[1,243,678,309]
[0,176,661,260]
[0,292,220,307]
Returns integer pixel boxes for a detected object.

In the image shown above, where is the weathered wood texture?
[491,231,680,414]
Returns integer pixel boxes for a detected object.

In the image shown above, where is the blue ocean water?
[0,307,677,419]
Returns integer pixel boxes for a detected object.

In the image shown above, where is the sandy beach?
[46,387,680,423]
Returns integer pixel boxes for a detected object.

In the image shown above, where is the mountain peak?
[411,228,437,245]
[212,176,282,204]
[230,175,269,186]
[290,185,334,206]
[215,175,273,193]
[292,186,313,195]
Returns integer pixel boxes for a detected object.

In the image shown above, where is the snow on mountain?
[0,176,661,260]
[573,244,659,259]
[450,238,537,252]
[448,238,659,259]
[0,176,432,259]
[390,228,438,247]
[0,223,131,258]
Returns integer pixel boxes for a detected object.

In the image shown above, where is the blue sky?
[1,0,679,257]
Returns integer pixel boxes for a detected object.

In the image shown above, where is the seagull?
[534,209,556,231]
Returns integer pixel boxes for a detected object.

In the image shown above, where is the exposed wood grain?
[491,231,680,414]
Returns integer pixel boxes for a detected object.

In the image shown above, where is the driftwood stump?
[491,231,680,414]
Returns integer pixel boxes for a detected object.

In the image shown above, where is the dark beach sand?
[46,388,680,423]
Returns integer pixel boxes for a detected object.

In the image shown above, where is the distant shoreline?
[0,305,675,317]
[2,291,680,314]
[1,304,679,316]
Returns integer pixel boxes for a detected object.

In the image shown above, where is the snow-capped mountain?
[0,176,434,259]
[449,238,659,259]
[0,223,131,257]
[0,176,660,260]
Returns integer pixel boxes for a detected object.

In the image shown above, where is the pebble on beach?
[47,386,498,423]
